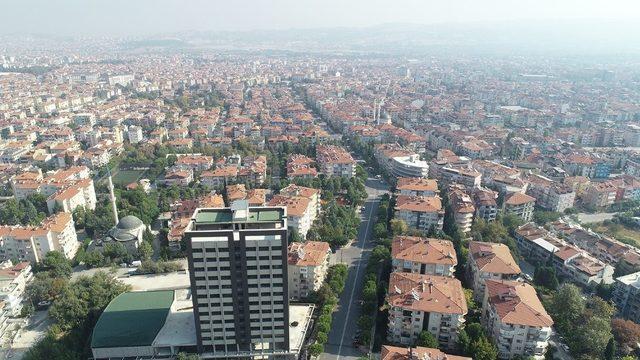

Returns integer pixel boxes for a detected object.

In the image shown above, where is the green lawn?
[112,170,145,186]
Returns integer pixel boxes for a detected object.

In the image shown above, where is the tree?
[468,337,498,360]
[49,271,130,332]
[604,337,616,360]
[176,353,200,360]
[612,318,640,354]
[390,219,408,236]
[549,284,585,334]
[289,229,304,243]
[38,251,73,278]
[309,343,324,357]
[534,266,559,290]
[138,241,153,261]
[416,330,439,348]
[26,273,68,304]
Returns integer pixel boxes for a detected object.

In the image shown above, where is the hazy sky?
[1,0,639,36]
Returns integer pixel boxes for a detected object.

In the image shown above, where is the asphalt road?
[320,178,389,360]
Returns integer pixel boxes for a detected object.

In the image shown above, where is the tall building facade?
[185,202,289,358]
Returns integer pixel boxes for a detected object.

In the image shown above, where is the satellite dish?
[410,99,425,110]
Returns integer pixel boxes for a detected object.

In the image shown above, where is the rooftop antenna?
[107,167,119,225]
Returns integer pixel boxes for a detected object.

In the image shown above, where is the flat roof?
[91,290,174,349]
[193,208,283,224]
[153,290,196,347]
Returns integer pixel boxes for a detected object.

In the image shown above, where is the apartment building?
[515,223,564,264]
[0,261,33,316]
[526,174,575,213]
[381,345,471,360]
[287,241,330,301]
[374,143,414,174]
[396,177,438,197]
[551,246,614,286]
[503,192,536,222]
[613,271,640,324]
[279,184,321,221]
[448,184,475,234]
[474,188,498,222]
[581,181,617,208]
[286,154,317,180]
[316,145,356,178]
[0,212,78,263]
[468,241,521,302]
[127,125,144,144]
[482,280,553,359]
[438,166,482,190]
[394,195,444,232]
[11,166,93,209]
[46,177,97,214]
[175,155,215,172]
[185,203,291,358]
[387,272,467,350]
[390,155,430,178]
[268,195,314,239]
[391,236,457,276]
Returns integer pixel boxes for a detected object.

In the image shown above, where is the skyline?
[2,0,640,37]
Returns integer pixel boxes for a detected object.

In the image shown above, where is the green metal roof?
[91,290,174,349]
[194,210,233,223]
[194,209,283,224]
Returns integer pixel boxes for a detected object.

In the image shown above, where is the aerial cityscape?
[1,1,640,360]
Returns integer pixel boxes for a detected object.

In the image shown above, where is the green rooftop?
[91,290,174,349]
[194,208,283,224]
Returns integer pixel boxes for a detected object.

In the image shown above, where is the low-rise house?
[468,241,521,302]
[387,272,467,350]
[503,192,535,222]
[481,280,553,359]
[391,236,457,276]
[287,241,331,301]
[394,195,444,232]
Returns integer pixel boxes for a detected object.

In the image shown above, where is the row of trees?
[307,199,360,248]
[308,264,349,357]
[0,193,48,226]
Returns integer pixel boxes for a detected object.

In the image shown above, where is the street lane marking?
[336,195,376,360]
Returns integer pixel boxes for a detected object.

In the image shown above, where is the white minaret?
[107,168,119,225]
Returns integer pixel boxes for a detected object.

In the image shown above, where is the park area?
[111,169,146,186]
